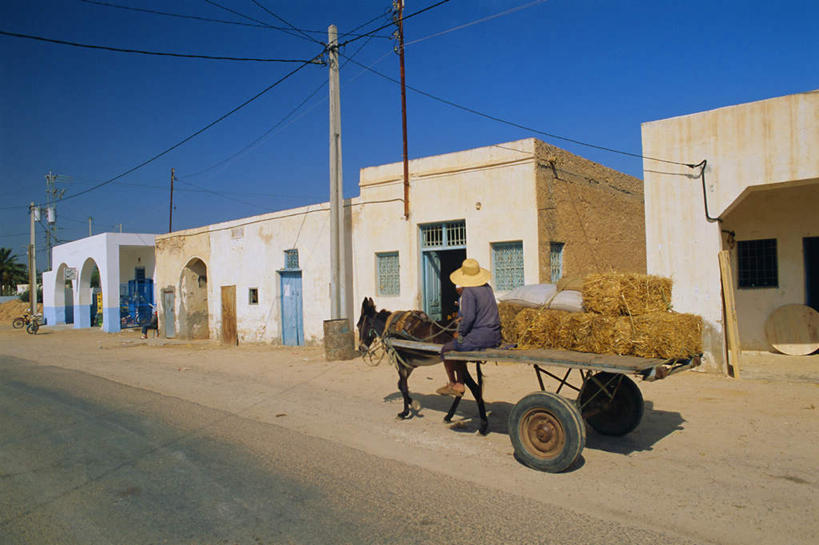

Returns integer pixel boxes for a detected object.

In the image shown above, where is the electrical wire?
[0,29,316,63]
[341,53,695,168]
[53,49,326,204]
[178,27,382,181]
[338,0,453,48]
[202,0,311,43]
[249,0,321,45]
[77,0,391,39]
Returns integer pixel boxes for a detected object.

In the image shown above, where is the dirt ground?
[1,323,817,545]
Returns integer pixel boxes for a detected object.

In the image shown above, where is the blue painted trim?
[75,305,92,328]
[103,307,120,333]
[44,306,64,325]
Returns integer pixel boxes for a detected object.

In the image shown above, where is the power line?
[202,0,311,43]
[249,0,321,45]
[77,0,391,39]
[179,25,382,181]
[341,53,695,168]
[0,29,316,63]
[53,50,325,204]
[338,0,453,48]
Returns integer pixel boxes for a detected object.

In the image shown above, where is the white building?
[641,91,819,371]
[42,233,157,332]
[155,138,646,345]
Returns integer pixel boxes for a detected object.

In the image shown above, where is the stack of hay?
[499,273,702,360]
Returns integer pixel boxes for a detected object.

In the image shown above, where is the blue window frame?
[376,252,400,296]
[492,241,524,291]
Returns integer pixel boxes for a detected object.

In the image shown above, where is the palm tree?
[0,248,27,296]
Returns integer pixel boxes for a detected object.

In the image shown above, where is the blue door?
[423,251,442,321]
[163,290,175,338]
[280,271,304,346]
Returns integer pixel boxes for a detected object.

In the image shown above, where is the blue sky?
[1,0,817,270]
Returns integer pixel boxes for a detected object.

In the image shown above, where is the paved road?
[0,356,699,544]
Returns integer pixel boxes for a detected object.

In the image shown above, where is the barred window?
[738,239,777,288]
[420,220,466,249]
[284,249,299,270]
[376,252,400,296]
[248,288,259,305]
[492,241,524,291]
[550,242,564,284]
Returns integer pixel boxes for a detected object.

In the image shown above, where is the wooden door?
[280,271,303,346]
[221,285,238,346]
[162,289,175,338]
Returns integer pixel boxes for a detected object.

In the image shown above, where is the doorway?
[220,285,238,346]
[805,237,819,311]
[280,270,304,345]
[420,220,466,322]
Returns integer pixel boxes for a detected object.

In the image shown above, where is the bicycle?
[12,312,33,329]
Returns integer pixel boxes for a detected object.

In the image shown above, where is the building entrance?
[805,237,819,312]
[420,221,466,322]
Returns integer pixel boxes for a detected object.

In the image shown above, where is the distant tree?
[0,248,27,295]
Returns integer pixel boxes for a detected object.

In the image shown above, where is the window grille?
[284,249,299,270]
[420,220,466,249]
[738,239,777,288]
[248,288,259,305]
[550,242,564,284]
[492,241,524,291]
[376,252,400,296]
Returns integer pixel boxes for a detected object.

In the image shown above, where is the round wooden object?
[764,304,819,356]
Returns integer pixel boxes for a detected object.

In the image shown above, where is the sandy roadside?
[2,325,817,545]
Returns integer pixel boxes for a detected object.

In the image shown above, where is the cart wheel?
[508,392,585,473]
[579,372,643,436]
[12,317,25,329]
[26,321,39,335]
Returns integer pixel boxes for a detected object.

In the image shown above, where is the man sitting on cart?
[437,258,502,397]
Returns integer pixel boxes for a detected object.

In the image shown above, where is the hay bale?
[516,308,568,349]
[582,273,672,316]
[628,312,703,359]
[498,302,528,344]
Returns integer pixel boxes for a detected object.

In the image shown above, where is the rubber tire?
[12,317,25,329]
[508,392,586,473]
[26,322,39,335]
[579,372,643,436]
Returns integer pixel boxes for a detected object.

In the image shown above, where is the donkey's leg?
[463,363,489,435]
[396,366,416,419]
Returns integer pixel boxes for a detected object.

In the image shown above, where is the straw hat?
[449,258,491,287]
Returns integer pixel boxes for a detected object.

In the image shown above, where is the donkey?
[356,297,489,434]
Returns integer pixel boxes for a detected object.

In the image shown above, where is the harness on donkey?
[357,298,490,434]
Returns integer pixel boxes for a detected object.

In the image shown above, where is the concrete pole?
[29,202,38,316]
[88,217,93,237]
[169,168,175,233]
[328,24,345,319]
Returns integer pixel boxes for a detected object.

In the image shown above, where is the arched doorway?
[77,258,101,328]
[54,263,74,324]
[179,258,209,339]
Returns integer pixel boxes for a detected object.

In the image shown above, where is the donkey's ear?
[367,297,374,306]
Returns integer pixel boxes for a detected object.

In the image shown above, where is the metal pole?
[328,24,344,319]
[169,168,175,233]
[29,202,37,316]
[395,0,410,220]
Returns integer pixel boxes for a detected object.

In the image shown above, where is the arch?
[77,257,101,328]
[54,263,74,324]
[178,257,209,339]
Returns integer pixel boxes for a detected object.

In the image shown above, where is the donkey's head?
[356,297,380,353]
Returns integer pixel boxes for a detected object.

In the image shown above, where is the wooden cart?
[385,338,700,473]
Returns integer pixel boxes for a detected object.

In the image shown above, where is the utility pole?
[328,24,346,320]
[118,224,123,233]
[28,202,38,316]
[44,171,63,269]
[88,216,93,237]
[169,168,175,233]
[394,0,410,220]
